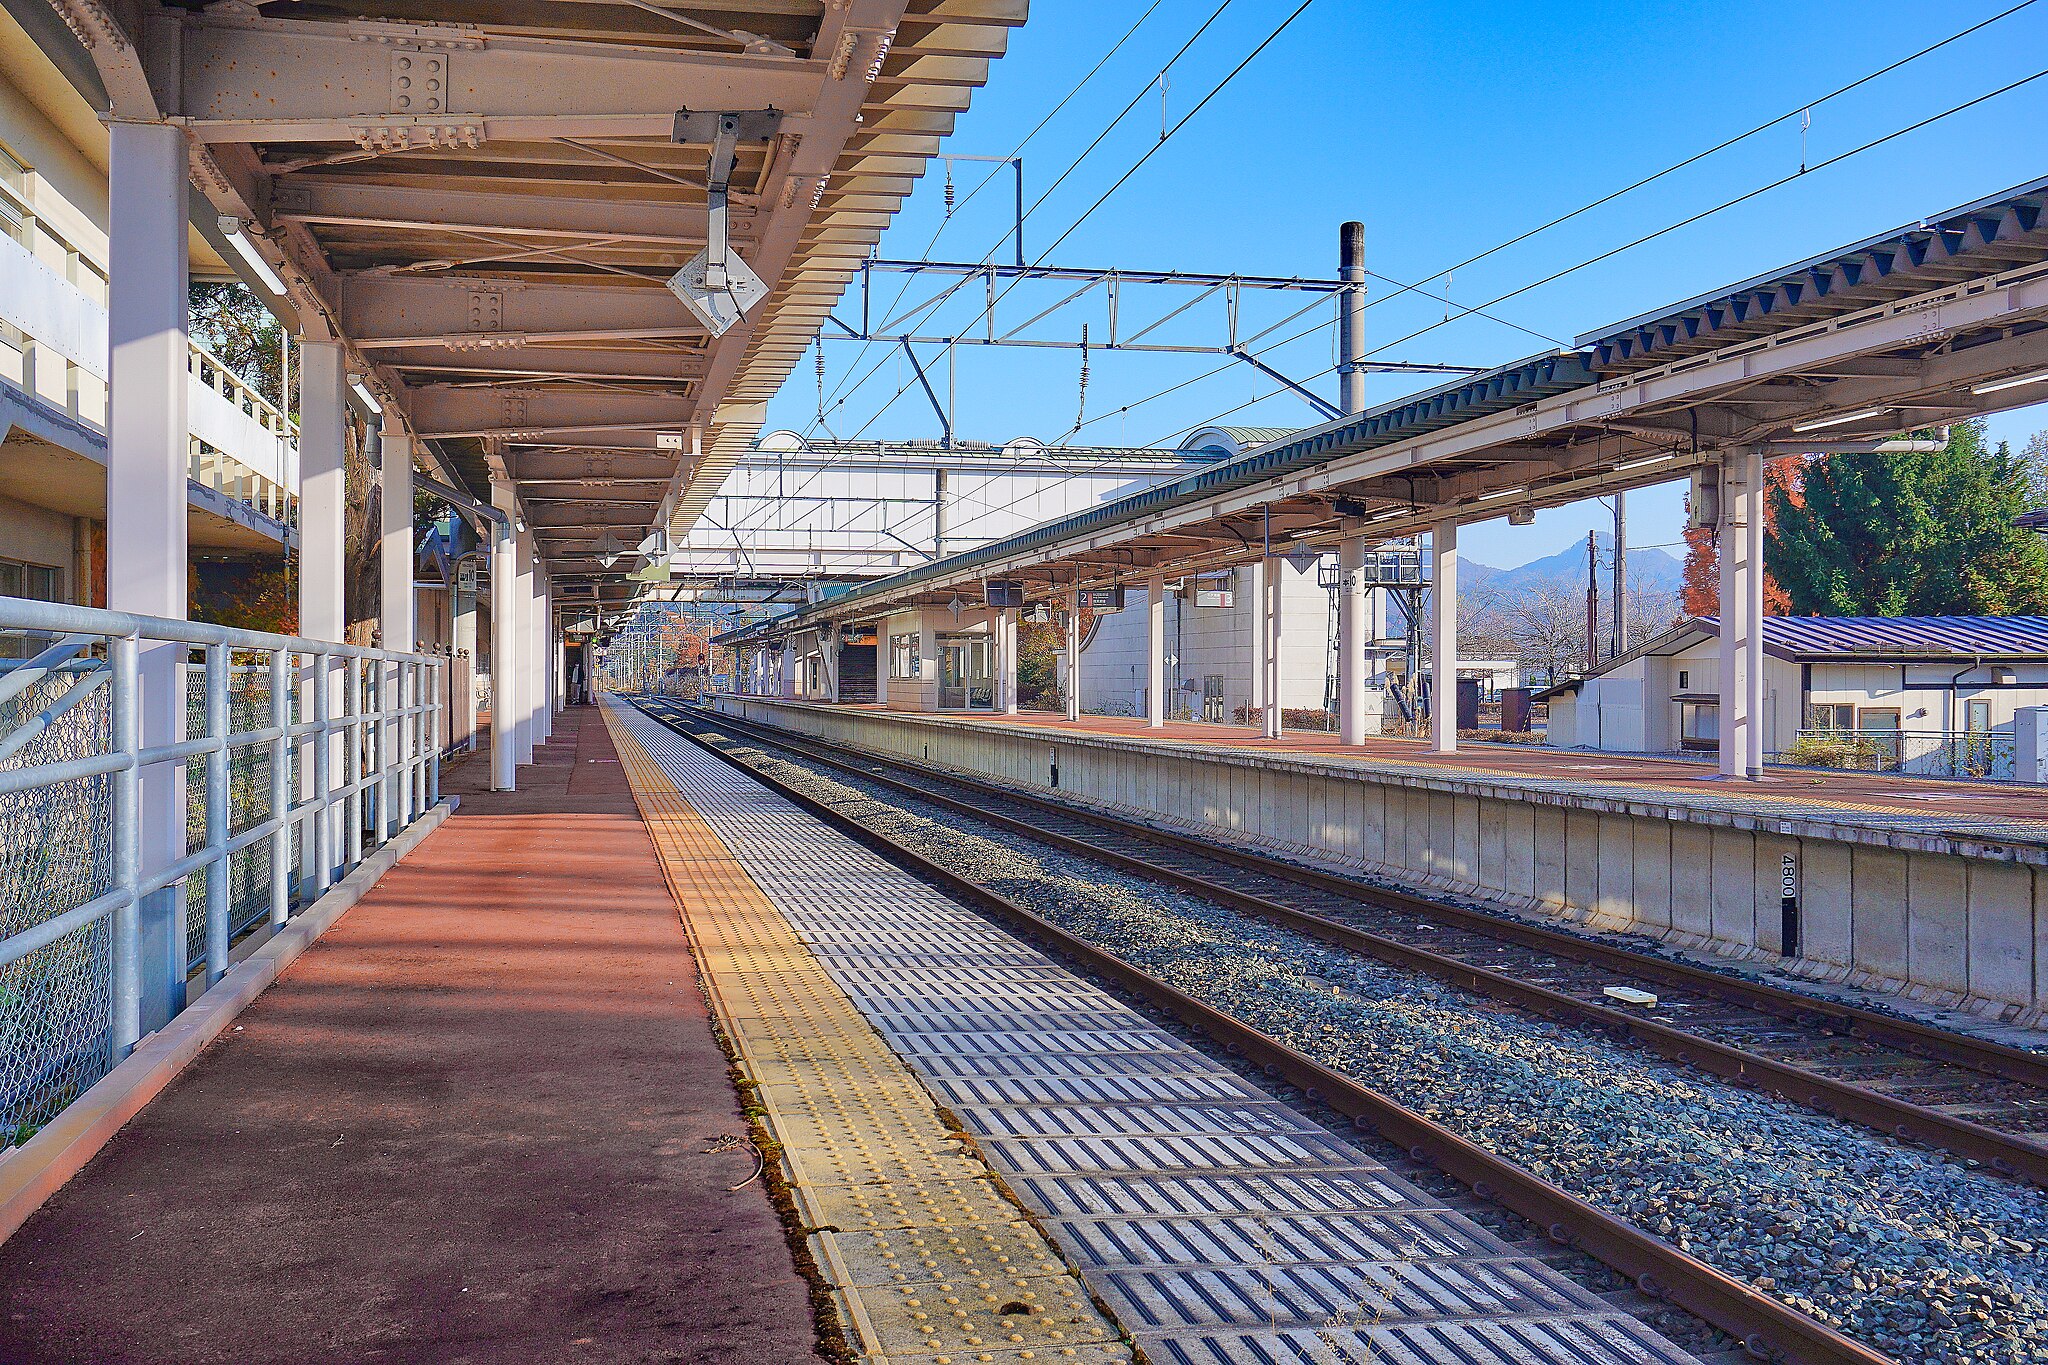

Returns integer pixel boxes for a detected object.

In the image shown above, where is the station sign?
[1079,586,1125,611]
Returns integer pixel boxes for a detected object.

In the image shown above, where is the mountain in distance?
[1462,531,1684,599]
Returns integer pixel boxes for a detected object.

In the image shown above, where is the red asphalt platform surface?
[0,707,817,1365]
[804,701,2048,828]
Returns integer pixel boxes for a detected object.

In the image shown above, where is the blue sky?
[760,0,2048,569]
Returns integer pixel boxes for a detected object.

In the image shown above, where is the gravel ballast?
[695,727,2048,1365]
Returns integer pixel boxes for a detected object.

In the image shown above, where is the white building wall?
[1079,561,1333,719]
[1550,636,2048,759]
[673,443,1214,578]
[0,490,81,601]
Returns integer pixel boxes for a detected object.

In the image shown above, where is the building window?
[1966,699,1992,733]
[1806,702,1856,731]
[0,558,59,602]
[1676,669,1688,690]
[0,144,29,247]
[0,557,61,661]
[1679,700,1718,751]
[889,633,922,680]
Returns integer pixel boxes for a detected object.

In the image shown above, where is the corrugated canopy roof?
[1577,175,2048,373]
[1671,616,2048,659]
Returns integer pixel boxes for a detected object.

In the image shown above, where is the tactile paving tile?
[605,701,1703,1365]
[602,703,1131,1365]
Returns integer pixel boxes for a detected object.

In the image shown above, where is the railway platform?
[706,695,2048,1030]
[0,709,818,1365]
[722,699,2048,841]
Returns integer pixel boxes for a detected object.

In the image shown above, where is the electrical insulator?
[1072,324,1091,436]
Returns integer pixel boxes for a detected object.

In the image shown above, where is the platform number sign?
[1779,853,1800,958]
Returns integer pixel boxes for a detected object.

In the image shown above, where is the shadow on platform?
[0,708,816,1365]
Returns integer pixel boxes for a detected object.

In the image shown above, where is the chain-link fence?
[1,600,444,1150]
[1,667,112,1146]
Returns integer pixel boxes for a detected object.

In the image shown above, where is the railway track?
[637,698,2048,1193]
[636,697,1910,1365]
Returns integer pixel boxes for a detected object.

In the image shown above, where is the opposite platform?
[709,695,2048,1028]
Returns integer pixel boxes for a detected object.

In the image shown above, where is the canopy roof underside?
[64,0,1022,610]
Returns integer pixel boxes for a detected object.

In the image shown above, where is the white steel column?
[1430,523,1459,754]
[1745,448,1769,776]
[105,121,189,1036]
[451,559,477,752]
[1338,537,1369,744]
[513,533,535,765]
[379,419,413,838]
[1246,560,1267,728]
[1146,574,1167,728]
[1260,557,1284,739]
[531,572,551,743]
[1002,609,1020,715]
[1065,590,1082,721]
[488,481,519,790]
[298,343,348,641]
[298,339,348,881]
[1717,450,1762,779]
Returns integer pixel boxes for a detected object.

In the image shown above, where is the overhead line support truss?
[825,256,1483,418]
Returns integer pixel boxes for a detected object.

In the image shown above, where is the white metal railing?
[186,338,297,526]
[0,596,441,1145]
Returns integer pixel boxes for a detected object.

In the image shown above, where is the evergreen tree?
[189,282,285,410]
[1768,419,2048,616]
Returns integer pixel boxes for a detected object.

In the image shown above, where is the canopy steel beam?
[178,14,825,142]
[339,277,699,342]
[274,180,742,244]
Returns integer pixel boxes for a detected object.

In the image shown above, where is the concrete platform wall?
[710,696,2048,1026]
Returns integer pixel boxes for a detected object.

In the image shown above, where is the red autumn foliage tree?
[1679,458,1803,617]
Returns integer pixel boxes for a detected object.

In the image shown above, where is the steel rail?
[663,702,2048,1188]
[648,702,1895,1365]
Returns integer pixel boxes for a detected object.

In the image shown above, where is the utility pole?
[1612,492,1628,659]
[1584,531,1600,671]
[1337,222,1367,416]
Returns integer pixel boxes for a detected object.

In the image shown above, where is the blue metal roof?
[719,349,1596,642]
[1698,616,2048,658]
[1577,175,2048,371]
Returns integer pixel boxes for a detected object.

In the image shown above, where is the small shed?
[1540,616,2048,777]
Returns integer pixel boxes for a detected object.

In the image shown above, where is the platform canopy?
[60,0,1020,610]
[722,175,2048,644]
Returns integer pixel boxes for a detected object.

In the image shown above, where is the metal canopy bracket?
[666,108,781,335]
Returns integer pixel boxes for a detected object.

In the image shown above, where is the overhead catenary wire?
[817,0,1284,446]
[807,0,1183,435]
[1102,59,2048,449]
[736,2,2048,579]
[730,0,1193,551]
[1016,2,2048,450]
[829,0,1323,451]
[747,1,1298,535]
[1357,0,2041,321]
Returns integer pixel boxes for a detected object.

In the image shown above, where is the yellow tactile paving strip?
[603,705,1133,1365]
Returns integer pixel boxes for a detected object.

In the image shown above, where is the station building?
[0,2,296,639]
[1542,616,2048,778]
